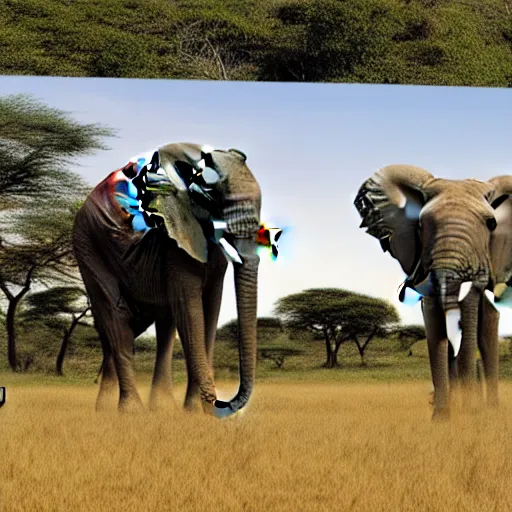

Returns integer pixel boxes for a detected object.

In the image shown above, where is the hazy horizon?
[1,76,511,334]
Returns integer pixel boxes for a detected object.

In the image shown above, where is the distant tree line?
[0,0,511,86]
[218,290,426,369]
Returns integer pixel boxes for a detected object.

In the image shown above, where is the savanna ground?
[2,336,512,511]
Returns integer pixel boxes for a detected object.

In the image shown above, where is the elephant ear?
[354,165,434,276]
[152,143,216,263]
[487,176,512,297]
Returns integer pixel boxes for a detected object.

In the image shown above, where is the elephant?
[72,142,279,418]
[354,165,512,420]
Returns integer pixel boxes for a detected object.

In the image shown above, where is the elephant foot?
[431,407,450,422]
[118,394,145,414]
[95,399,113,412]
[183,396,204,414]
[149,387,176,412]
[184,385,217,414]
[95,391,118,412]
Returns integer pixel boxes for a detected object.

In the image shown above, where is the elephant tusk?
[445,308,462,357]
[212,219,228,243]
[458,281,473,303]
[219,238,243,264]
[484,289,499,310]
[494,282,507,299]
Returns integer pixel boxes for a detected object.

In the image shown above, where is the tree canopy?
[0,0,510,86]
[392,324,426,354]
[275,288,400,367]
[0,94,114,370]
[0,95,113,207]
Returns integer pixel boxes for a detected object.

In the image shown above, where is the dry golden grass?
[1,381,512,512]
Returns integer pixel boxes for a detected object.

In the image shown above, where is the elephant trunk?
[459,285,480,389]
[213,240,259,418]
[432,269,489,358]
[231,258,259,409]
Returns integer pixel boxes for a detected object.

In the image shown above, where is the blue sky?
[1,76,511,332]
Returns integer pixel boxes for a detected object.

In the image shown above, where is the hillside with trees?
[0,0,510,86]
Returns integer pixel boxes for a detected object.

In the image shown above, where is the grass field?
[1,378,512,511]
[2,335,512,511]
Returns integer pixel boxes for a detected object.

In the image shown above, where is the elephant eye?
[486,217,497,231]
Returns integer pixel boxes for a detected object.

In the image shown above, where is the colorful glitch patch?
[256,224,283,260]
[112,171,151,233]
[122,149,160,178]
[398,281,422,306]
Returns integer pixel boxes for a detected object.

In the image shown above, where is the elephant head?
[148,143,262,416]
[354,165,512,359]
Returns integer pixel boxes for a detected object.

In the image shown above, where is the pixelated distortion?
[111,147,283,263]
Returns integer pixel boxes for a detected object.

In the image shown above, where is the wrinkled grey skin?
[72,143,261,417]
[355,166,512,420]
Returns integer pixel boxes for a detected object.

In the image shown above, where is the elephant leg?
[81,265,143,412]
[175,286,217,413]
[448,344,460,409]
[180,247,227,408]
[203,249,228,371]
[149,315,177,411]
[478,294,500,408]
[422,297,450,420]
[96,352,118,411]
[96,306,143,412]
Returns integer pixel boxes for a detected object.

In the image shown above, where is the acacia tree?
[22,286,91,375]
[0,93,114,370]
[0,94,112,207]
[393,324,426,355]
[0,204,85,370]
[340,296,400,365]
[274,288,400,368]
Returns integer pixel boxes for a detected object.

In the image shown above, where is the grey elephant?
[73,142,280,418]
[354,165,512,419]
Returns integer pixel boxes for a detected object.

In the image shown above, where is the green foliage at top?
[0,0,510,86]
